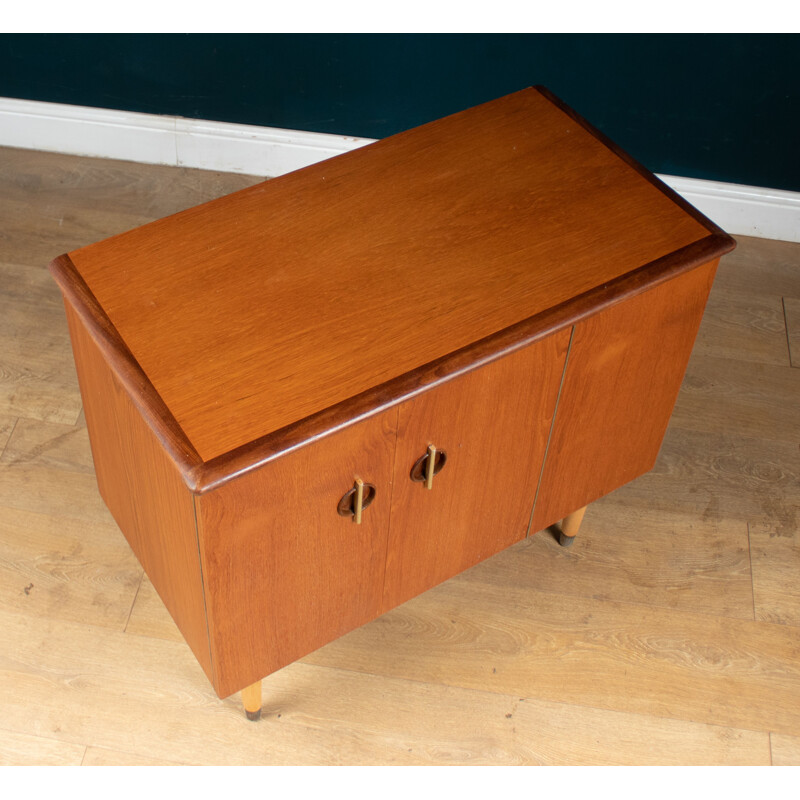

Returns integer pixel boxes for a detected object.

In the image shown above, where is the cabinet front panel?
[382,329,571,611]
[196,409,398,697]
[530,259,719,532]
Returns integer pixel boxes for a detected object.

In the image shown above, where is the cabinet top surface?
[64,87,721,463]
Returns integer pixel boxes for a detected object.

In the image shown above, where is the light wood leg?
[242,680,262,721]
[559,505,587,547]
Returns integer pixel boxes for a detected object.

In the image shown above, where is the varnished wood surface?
[382,329,569,611]
[61,87,726,463]
[531,259,718,532]
[64,303,213,681]
[1,147,798,764]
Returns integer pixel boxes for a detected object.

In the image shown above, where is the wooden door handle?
[410,445,448,489]
[337,478,377,523]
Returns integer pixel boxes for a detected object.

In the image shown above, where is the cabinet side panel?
[382,329,571,611]
[63,302,212,682]
[196,410,397,698]
[530,259,719,532]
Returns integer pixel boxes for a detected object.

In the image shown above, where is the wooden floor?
[1,147,799,766]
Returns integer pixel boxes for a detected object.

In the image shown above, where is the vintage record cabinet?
[49,87,735,719]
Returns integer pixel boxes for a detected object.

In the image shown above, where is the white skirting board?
[1,96,798,243]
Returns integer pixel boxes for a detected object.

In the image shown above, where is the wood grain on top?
[65,87,714,462]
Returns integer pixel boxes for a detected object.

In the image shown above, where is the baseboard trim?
[662,175,800,244]
[0,96,373,177]
[2,96,798,243]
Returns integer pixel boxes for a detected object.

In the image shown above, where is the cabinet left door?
[195,409,398,698]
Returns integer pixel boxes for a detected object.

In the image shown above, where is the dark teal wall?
[1,34,798,191]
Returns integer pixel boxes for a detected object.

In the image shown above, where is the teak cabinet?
[49,86,735,718]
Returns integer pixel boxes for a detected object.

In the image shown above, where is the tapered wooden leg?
[559,505,587,547]
[241,680,262,721]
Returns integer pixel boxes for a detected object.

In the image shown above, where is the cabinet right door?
[530,259,719,533]
[382,328,571,612]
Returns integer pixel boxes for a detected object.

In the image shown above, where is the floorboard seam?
[746,521,758,622]
[123,571,145,633]
[783,297,798,368]
[0,417,19,461]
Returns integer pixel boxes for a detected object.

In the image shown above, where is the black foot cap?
[558,531,576,548]
[245,708,262,721]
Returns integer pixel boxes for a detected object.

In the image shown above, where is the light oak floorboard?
[610,427,799,536]
[304,579,800,736]
[750,522,800,627]
[0,504,141,630]
[82,746,186,766]
[0,262,81,423]
[714,238,800,300]
[771,733,800,766]
[784,297,800,367]
[0,146,263,220]
[0,196,156,267]
[127,556,769,764]
[0,460,113,524]
[0,329,81,426]
[0,374,81,428]
[0,608,769,766]
[489,503,754,620]
[0,726,85,766]
[674,353,800,442]
[2,416,94,473]
[0,415,15,456]
[0,147,262,267]
[0,261,64,316]
[126,574,183,642]
[694,287,790,367]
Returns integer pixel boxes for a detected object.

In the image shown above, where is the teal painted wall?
[1,34,798,191]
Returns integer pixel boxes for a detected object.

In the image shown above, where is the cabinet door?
[382,330,570,611]
[196,409,397,698]
[530,259,718,532]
